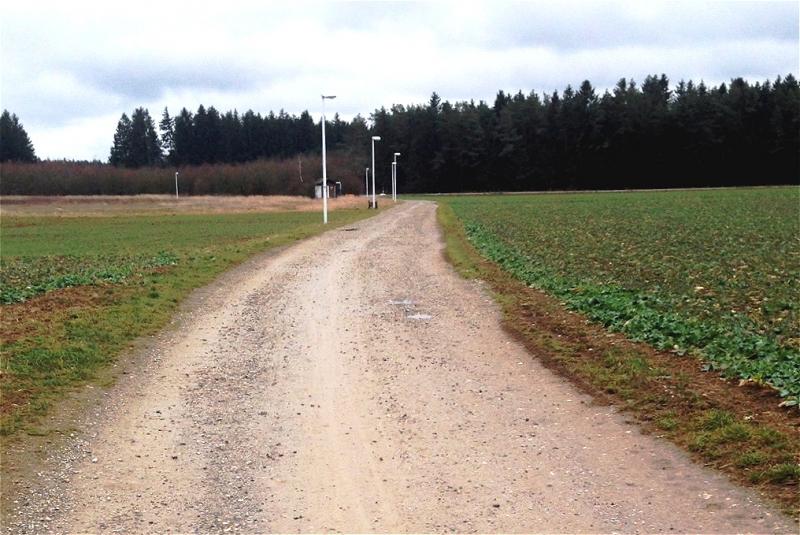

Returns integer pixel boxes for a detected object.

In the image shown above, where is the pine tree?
[181,104,225,164]
[109,113,132,166]
[240,110,262,161]
[127,108,161,167]
[172,108,194,166]
[204,106,223,163]
[0,110,36,162]
[297,110,316,154]
[109,109,161,167]
[159,107,175,164]
[145,110,162,166]
[220,110,244,162]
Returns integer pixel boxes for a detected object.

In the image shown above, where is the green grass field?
[439,187,800,404]
[0,206,376,435]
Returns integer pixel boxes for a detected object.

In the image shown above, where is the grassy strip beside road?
[435,194,799,515]
[1,206,378,436]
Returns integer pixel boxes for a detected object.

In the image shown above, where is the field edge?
[434,200,800,517]
[0,206,384,438]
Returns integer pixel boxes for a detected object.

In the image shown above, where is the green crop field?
[0,204,376,434]
[439,187,800,405]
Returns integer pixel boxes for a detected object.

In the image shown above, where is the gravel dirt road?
[3,201,795,533]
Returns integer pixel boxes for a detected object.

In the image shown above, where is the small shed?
[314,179,342,199]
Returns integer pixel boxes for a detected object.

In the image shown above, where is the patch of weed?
[736,450,768,468]
[750,463,800,485]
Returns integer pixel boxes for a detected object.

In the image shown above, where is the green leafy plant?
[440,188,800,405]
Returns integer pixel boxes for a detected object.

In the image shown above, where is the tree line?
[110,105,369,168]
[4,73,798,193]
[107,73,798,192]
[369,74,799,192]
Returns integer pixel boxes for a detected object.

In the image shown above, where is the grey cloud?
[13,90,118,129]
[68,59,266,100]
[471,1,798,51]
[0,59,274,128]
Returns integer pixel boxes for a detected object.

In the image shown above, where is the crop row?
[444,188,800,405]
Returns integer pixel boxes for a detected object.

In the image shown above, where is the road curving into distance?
[3,201,795,533]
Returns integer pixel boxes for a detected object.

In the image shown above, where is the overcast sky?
[1,0,797,161]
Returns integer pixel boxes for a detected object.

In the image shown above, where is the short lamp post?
[365,167,369,197]
[175,171,179,199]
[321,94,337,224]
[371,136,381,209]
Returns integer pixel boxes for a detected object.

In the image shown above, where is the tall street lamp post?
[321,94,336,224]
[371,136,381,209]
[392,152,401,202]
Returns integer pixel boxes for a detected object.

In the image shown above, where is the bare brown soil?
[0,286,116,346]
[1,201,795,533]
[0,194,367,217]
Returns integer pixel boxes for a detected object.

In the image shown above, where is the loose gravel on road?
[2,201,795,533]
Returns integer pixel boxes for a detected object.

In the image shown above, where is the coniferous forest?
[2,74,798,194]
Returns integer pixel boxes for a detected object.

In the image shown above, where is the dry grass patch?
[1,194,368,217]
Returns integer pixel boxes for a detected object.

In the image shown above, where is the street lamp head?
[372,136,381,141]
[322,95,337,99]
[394,152,401,156]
